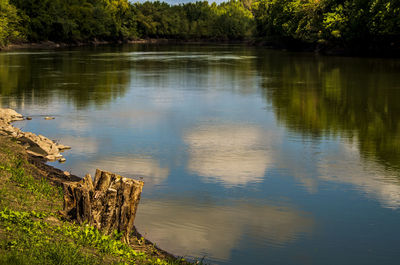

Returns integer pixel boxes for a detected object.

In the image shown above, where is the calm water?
[1,45,400,265]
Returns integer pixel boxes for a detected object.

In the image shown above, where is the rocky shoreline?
[0,108,70,161]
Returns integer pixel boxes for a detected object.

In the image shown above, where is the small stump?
[61,169,144,243]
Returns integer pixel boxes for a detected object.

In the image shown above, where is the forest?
[1,0,399,53]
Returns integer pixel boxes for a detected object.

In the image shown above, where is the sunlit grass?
[0,137,195,265]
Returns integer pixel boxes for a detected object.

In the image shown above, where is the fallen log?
[61,169,144,243]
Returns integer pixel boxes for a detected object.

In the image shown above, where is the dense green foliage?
[9,0,137,42]
[134,1,254,40]
[1,0,255,44]
[0,0,399,52]
[253,0,400,51]
[0,0,25,46]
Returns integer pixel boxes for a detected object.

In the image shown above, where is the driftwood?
[61,169,144,243]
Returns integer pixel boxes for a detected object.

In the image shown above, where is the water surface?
[1,45,400,265]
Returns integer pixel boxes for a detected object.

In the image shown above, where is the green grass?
[0,157,62,200]
[0,145,62,213]
[0,208,184,265]
[0,209,106,265]
[0,137,195,265]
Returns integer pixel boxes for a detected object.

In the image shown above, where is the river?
[1,44,400,264]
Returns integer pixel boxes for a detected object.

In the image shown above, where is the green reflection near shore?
[0,49,131,108]
[2,45,400,174]
[0,45,260,110]
[257,51,400,171]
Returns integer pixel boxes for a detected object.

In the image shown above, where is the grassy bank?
[0,136,190,265]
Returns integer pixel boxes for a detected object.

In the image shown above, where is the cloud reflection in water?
[184,124,275,187]
[317,141,400,209]
[135,199,314,262]
[76,157,169,186]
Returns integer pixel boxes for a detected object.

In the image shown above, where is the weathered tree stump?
[61,169,144,243]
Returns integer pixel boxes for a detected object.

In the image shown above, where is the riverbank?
[0,40,140,51]
[0,39,253,51]
[2,39,398,58]
[0,109,191,265]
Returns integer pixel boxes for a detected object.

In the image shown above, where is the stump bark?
[61,169,144,243]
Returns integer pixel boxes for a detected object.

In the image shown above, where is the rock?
[18,132,61,158]
[44,155,57,161]
[44,117,55,120]
[0,108,70,162]
[0,108,24,123]
[63,171,71,176]
[59,158,66,163]
[57,144,71,151]
[26,117,32,120]
[26,150,42,157]
[45,154,63,161]
[61,170,144,243]
[1,122,19,134]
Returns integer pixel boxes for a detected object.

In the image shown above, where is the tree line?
[1,0,399,53]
